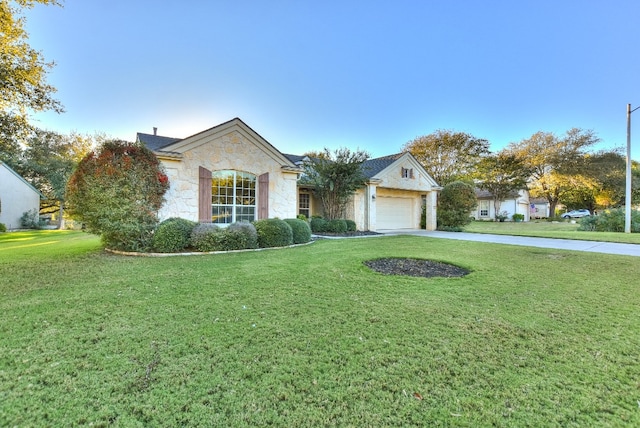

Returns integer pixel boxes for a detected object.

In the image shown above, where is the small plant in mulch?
[364,258,470,278]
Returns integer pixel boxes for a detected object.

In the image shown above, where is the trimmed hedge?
[153,218,197,253]
[284,218,312,244]
[345,219,357,232]
[326,219,348,233]
[227,222,259,249]
[190,223,221,251]
[253,218,293,248]
[309,217,327,233]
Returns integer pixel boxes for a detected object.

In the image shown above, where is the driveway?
[378,229,640,257]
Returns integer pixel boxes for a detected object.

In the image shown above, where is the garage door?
[377,197,413,229]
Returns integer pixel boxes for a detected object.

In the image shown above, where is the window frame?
[211,170,257,225]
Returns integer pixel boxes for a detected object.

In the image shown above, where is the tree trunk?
[57,201,65,230]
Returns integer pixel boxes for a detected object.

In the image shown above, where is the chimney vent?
[153,127,157,136]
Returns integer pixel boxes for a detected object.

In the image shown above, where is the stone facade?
[144,119,301,223]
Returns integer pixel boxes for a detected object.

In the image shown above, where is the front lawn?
[1,231,639,426]
[464,220,640,244]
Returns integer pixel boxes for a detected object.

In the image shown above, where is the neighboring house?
[0,161,42,230]
[474,188,531,221]
[529,197,550,219]
[138,118,441,231]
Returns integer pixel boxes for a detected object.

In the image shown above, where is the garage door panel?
[377,197,413,229]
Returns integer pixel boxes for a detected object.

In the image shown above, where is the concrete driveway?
[378,229,640,257]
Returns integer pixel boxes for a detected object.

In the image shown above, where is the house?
[0,161,42,230]
[137,118,440,231]
[474,188,531,221]
[529,197,550,219]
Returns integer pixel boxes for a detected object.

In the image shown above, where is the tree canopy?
[301,147,369,220]
[402,130,489,185]
[0,0,62,165]
[507,128,600,217]
[475,152,531,220]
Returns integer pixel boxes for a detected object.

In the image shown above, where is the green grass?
[1,230,639,426]
[464,220,640,244]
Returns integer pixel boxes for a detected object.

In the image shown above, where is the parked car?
[561,209,591,219]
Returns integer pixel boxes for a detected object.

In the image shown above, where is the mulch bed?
[364,258,470,278]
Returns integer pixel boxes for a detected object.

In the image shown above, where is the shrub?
[512,213,525,222]
[0,223,6,232]
[20,209,45,229]
[190,223,221,251]
[326,219,348,233]
[227,221,259,249]
[437,181,477,229]
[345,219,357,232]
[66,140,169,251]
[253,218,293,248]
[284,218,312,244]
[578,208,640,233]
[309,216,327,233]
[153,218,196,253]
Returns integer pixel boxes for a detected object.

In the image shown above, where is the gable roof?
[362,153,404,179]
[137,117,300,170]
[0,161,43,197]
[136,133,181,151]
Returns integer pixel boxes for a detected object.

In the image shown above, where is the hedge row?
[309,217,356,233]
[151,217,312,253]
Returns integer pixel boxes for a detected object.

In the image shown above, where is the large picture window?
[211,170,256,224]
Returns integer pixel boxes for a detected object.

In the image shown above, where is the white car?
[561,209,591,219]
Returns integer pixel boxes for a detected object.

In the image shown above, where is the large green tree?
[0,0,62,165]
[475,152,531,221]
[437,181,477,229]
[402,130,490,185]
[507,128,600,217]
[302,147,369,220]
[19,129,97,228]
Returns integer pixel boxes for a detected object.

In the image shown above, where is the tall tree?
[19,129,98,228]
[507,128,599,217]
[301,147,369,220]
[0,0,62,166]
[402,130,490,185]
[475,152,531,220]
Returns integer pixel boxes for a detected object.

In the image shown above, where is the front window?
[479,200,489,218]
[211,170,256,224]
[299,192,310,218]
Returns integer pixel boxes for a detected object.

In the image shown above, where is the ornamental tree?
[437,181,477,229]
[301,147,369,220]
[66,140,169,251]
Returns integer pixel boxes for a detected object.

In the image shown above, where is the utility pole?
[626,104,639,233]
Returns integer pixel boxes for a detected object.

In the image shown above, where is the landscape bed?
[1,230,639,426]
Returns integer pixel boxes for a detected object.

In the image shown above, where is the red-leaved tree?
[66,140,169,251]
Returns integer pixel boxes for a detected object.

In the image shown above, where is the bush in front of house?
[326,219,348,233]
[437,181,477,229]
[284,218,312,244]
[153,218,197,253]
[309,216,327,233]
[190,223,221,251]
[20,209,45,229]
[253,218,293,248]
[345,219,357,232]
[0,223,6,233]
[227,221,259,249]
[66,140,169,252]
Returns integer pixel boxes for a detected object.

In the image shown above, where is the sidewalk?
[377,229,640,257]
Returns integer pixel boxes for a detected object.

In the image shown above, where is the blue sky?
[25,0,640,159]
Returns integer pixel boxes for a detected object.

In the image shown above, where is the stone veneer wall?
[157,130,298,222]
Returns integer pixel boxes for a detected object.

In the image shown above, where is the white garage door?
[377,197,414,229]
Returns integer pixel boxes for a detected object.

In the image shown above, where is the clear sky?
[25,0,640,159]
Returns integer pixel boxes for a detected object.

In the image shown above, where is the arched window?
[211,170,256,224]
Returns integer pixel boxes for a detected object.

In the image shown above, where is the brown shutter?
[258,172,269,219]
[199,166,212,222]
